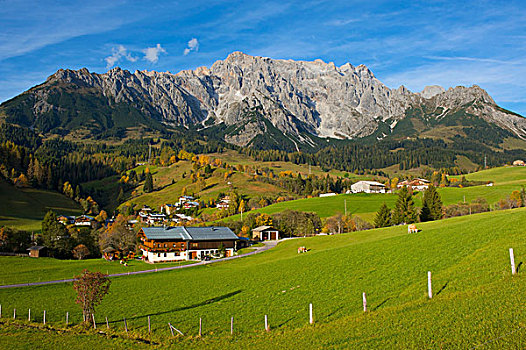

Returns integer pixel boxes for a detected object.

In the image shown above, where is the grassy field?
[223,165,526,223]
[0,257,194,286]
[451,165,526,185]
[0,208,525,348]
[0,180,82,231]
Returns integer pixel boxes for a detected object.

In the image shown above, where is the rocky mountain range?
[1,51,525,151]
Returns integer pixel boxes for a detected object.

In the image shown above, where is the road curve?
[0,241,279,290]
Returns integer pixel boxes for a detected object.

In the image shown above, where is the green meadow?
[0,180,82,231]
[224,165,526,222]
[1,208,525,348]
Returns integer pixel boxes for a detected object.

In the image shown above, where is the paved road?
[0,241,279,290]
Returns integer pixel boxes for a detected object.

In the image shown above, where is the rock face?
[3,51,526,147]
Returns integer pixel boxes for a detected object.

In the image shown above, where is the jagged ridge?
[1,51,525,149]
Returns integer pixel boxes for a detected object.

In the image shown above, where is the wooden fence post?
[66,312,69,326]
[199,317,202,337]
[0,304,2,318]
[124,318,128,334]
[231,316,234,335]
[363,292,367,312]
[510,248,516,275]
[92,314,96,329]
[169,323,174,336]
[43,310,46,325]
[106,316,109,329]
[428,271,433,299]
[309,303,313,324]
[148,316,151,333]
[13,308,16,320]
[28,309,31,322]
[265,314,269,332]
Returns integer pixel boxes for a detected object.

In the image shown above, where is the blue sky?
[1,0,525,115]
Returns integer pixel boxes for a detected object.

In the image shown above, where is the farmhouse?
[397,178,430,191]
[138,226,239,263]
[252,226,280,241]
[513,159,525,166]
[74,215,95,226]
[216,199,230,209]
[350,181,386,194]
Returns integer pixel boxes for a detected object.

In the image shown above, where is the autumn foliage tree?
[73,270,111,324]
[72,244,90,260]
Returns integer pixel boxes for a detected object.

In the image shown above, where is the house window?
[164,244,167,248]
[164,253,167,257]
[173,243,176,247]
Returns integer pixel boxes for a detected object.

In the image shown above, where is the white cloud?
[143,43,166,63]
[105,45,138,68]
[183,38,199,55]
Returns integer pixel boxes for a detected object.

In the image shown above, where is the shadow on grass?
[517,261,523,273]
[373,297,392,311]
[110,290,242,323]
[436,281,449,296]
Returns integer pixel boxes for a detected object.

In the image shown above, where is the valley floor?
[1,208,525,348]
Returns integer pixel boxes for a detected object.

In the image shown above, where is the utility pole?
[309,164,311,176]
[484,155,487,169]
[344,199,347,216]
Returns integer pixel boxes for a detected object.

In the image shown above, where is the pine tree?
[374,203,391,228]
[116,187,125,204]
[391,186,417,225]
[420,185,443,222]
[143,172,153,193]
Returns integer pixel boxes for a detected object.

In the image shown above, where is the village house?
[161,204,178,215]
[397,178,430,191]
[57,215,75,225]
[513,159,525,166]
[74,215,95,226]
[138,226,239,263]
[350,181,386,194]
[252,226,280,241]
[216,200,230,210]
[178,195,195,205]
[182,201,200,210]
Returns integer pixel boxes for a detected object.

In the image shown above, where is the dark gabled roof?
[141,226,239,241]
[27,246,46,251]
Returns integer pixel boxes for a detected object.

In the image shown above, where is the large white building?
[350,181,386,194]
[138,226,239,263]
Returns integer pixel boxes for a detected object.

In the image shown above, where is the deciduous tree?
[73,270,111,324]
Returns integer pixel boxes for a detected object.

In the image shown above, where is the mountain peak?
[419,85,445,99]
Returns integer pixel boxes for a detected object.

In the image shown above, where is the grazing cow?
[408,224,418,233]
[297,246,307,253]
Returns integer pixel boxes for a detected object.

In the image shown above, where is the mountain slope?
[1,52,525,150]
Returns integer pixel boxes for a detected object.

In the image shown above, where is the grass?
[223,165,526,223]
[0,257,194,286]
[0,208,525,348]
[0,180,82,231]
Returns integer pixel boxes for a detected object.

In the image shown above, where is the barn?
[350,181,386,194]
[252,226,280,241]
